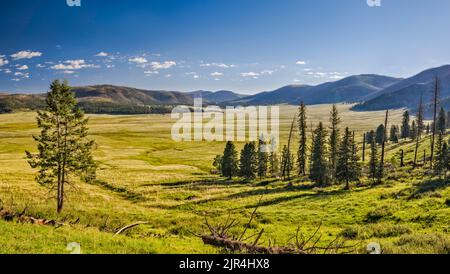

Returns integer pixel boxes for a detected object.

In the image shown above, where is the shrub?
[365,206,393,223]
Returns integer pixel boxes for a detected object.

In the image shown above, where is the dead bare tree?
[195,199,358,254]
[430,77,440,169]
[281,114,297,181]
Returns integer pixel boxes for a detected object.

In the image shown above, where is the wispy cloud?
[11,50,43,60]
[210,72,223,77]
[0,55,8,66]
[150,61,176,70]
[296,60,307,65]
[128,57,148,64]
[200,62,236,68]
[95,51,109,57]
[51,60,98,70]
[17,65,28,70]
[241,72,259,78]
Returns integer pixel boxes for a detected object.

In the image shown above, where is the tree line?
[213,78,450,186]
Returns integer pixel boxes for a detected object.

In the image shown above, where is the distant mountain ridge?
[227,74,401,106]
[352,65,450,111]
[2,65,450,114]
[186,90,246,104]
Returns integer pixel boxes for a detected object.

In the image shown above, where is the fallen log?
[113,221,149,237]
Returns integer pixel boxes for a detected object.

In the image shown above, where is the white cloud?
[128,57,148,64]
[0,68,11,74]
[303,68,312,72]
[293,79,302,83]
[36,64,45,68]
[95,52,109,57]
[260,70,275,75]
[144,70,159,75]
[241,72,260,77]
[200,62,236,68]
[165,74,172,78]
[17,65,28,70]
[63,70,76,74]
[14,71,29,78]
[11,50,43,60]
[51,60,98,70]
[0,55,8,66]
[12,78,21,82]
[106,64,115,69]
[185,72,200,79]
[210,72,223,77]
[296,60,307,65]
[151,61,176,70]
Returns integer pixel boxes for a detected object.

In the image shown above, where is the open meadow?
[0,104,449,254]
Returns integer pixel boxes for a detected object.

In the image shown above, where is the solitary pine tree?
[239,142,258,180]
[369,137,378,183]
[221,141,239,179]
[310,122,329,186]
[281,145,294,181]
[329,104,341,182]
[336,128,361,189]
[257,136,268,178]
[401,111,411,139]
[297,102,308,176]
[26,80,96,213]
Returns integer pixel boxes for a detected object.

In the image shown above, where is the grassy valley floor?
[0,104,449,254]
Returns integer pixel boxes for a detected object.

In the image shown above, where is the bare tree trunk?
[362,133,366,162]
[413,127,420,167]
[380,110,389,170]
[430,77,440,169]
[282,114,296,181]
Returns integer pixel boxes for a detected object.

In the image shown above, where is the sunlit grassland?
[0,104,449,254]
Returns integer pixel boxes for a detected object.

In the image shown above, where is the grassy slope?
[0,104,449,254]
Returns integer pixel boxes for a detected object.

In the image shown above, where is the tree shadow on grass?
[408,178,449,200]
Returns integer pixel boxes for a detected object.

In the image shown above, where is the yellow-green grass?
[0,104,449,254]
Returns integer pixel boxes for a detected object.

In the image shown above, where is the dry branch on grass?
[196,199,358,254]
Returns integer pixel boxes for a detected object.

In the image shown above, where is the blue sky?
[1,0,450,94]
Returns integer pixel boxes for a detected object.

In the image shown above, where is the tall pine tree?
[281,145,294,181]
[310,122,329,186]
[401,111,411,139]
[297,102,308,176]
[239,142,258,180]
[26,80,96,213]
[336,128,361,189]
[220,141,239,179]
[329,104,341,182]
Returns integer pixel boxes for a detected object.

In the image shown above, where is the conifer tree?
[417,96,425,136]
[389,125,399,143]
[239,142,258,180]
[369,137,378,183]
[297,102,308,176]
[375,124,385,144]
[329,104,341,182]
[257,136,268,178]
[310,122,329,185]
[269,151,280,178]
[26,80,96,213]
[336,128,361,189]
[221,141,239,179]
[401,111,411,139]
[281,145,294,181]
[410,120,417,140]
